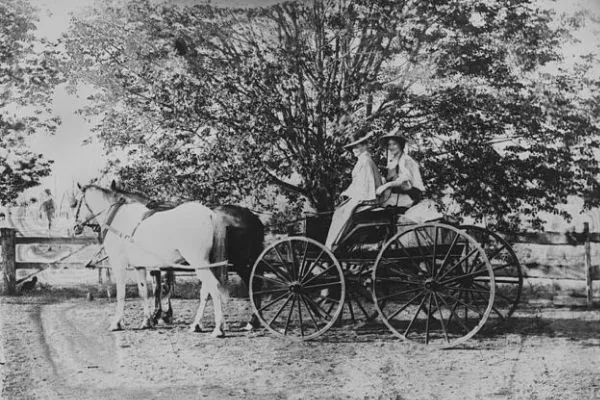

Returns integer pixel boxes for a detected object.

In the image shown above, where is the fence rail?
[0,228,99,294]
[0,225,597,305]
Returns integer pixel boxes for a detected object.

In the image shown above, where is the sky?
[23,0,287,203]
[21,0,600,204]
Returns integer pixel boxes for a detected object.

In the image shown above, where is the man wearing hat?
[325,130,382,249]
[375,130,425,208]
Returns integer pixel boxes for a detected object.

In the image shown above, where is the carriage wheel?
[460,225,523,320]
[372,223,495,348]
[340,262,377,323]
[249,237,346,340]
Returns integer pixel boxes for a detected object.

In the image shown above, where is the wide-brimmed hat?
[343,131,374,149]
[379,129,407,147]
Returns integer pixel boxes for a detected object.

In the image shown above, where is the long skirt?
[325,198,362,249]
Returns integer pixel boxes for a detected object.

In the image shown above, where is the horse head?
[72,181,124,235]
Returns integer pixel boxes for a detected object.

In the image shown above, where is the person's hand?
[375,184,388,197]
[336,195,349,207]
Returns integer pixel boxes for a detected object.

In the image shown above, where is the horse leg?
[135,268,154,329]
[195,269,227,338]
[161,271,174,324]
[150,271,162,325]
[237,267,261,331]
[109,263,126,331]
[189,282,209,333]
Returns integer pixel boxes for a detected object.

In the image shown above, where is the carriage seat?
[352,202,409,224]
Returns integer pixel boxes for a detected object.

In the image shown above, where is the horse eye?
[70,199,78,209]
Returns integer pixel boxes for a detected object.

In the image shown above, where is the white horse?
[73,181,228,337]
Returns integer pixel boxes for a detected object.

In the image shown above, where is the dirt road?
[1,294,599,400]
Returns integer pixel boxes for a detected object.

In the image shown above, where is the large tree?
[64,0,600,227]
[0,0,59,204]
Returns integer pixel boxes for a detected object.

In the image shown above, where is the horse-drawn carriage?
[248,201,523,347]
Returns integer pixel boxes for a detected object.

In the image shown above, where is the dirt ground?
[1,292,599,400]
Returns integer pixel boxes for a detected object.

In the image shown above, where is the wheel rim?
[460,225,523,320]
[372,223,495,348]
[250,237,346,340]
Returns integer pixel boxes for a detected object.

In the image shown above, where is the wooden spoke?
[386,292,424,320]
[437,231,460,276]
[286,240,298,280]
[302,264,338,286]
[262,258,293,283]
[437,291,485,319]
[439,265,488,285]
[296,295,304,337]
[425,293,433,345]
[302,294,334,320]
[273,243,294,281]
[300,295,321,332]
[283,295,297,335]
[299,240,309,277]
[252,287,289,297]
[376,286,423,303]
[432,293,449,343]
[258,292,291,313]
[404,295,428,338]
[267,294,293,327]
[432,227,439,277]
[437,292,470,334]
[437,247,480,281]
[253,274,288,287]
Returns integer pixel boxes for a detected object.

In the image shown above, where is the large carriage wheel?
[372,223,495,348]
[460,225,523,320]
[249,237,346,340]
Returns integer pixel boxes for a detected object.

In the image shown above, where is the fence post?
[584,222,593,307]
[0,228,17,295]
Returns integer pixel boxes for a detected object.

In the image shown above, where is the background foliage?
[0,0,61,204]
[62,0,600,229]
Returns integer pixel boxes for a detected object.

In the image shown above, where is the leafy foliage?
[0,0,60,204]
[63,0,600,228]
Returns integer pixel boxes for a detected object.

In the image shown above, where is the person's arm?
[376,166,412,195]
[340,160,366,199]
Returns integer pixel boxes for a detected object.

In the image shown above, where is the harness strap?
[101,199,127,241]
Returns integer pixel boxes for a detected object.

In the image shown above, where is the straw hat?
[343,131,374,149]
[379,128,407,147]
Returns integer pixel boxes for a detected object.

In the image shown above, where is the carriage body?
[250,203,522,347]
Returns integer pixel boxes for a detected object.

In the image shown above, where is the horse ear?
[110,180,118,191]
[77,182,82,190]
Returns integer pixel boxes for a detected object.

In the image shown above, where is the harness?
[75,191,221,271]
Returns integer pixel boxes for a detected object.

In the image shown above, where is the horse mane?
[112,186,152,203]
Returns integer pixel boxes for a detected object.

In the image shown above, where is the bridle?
[73,187,123,235]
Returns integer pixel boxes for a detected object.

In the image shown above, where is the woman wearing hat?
[325,131,382,249]
[375,131,425,208]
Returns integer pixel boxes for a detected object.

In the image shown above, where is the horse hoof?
[109,322,123,331]
[190,324,204,333]
[139,319,154,330]
[211,329,225,338]
[161,311,173,325]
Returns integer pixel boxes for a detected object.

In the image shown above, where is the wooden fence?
[0,224,598,305]
[0,228,99,295]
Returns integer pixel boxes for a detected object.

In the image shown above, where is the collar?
[387,152,403,167]
[357,151,371,161]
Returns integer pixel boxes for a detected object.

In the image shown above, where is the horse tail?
[248,211,265,269]
[210,212,228,265]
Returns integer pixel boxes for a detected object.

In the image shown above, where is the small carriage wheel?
[459,225,523,320]
[372,223,495,348]
[249,237,346,340]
